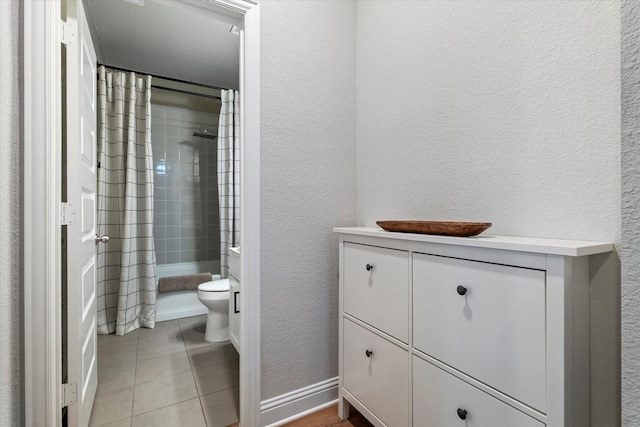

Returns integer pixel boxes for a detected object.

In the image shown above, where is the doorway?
[22,0,260,425]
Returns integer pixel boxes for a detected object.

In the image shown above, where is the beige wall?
[0,0,23,425]
[622,1,640,426]
[260,0,357,400]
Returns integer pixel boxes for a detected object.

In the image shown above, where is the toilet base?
[204,309,230,342]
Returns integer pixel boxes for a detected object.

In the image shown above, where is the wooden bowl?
[376,220,492,237]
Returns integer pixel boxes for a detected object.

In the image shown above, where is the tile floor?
[90,315,239,427]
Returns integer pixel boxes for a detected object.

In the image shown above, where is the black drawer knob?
[366,264,374,271]
[457,408,468,420]
[456,285,467,296]
[365,349,373,358]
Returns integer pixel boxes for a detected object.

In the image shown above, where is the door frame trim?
[22,1,261,425]
[23,0,63,425]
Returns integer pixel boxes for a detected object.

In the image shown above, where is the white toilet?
[197,279,230,342]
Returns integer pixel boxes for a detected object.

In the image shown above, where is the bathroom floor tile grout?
[131,329,140,422]
[131,395,200,419]
[196,393,209,427]
[198,384,237,398]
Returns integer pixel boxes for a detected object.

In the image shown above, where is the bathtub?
[155,260,221,322]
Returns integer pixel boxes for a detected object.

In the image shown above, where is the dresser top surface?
[334,227,614,257]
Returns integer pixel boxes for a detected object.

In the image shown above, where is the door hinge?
[61,202,77,225]
[60,20,76,46]
[61,383,77,408]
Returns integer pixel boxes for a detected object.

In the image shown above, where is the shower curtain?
[218,90,240,278]
[96,66,157,336]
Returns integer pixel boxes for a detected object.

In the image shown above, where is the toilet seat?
[198,279,229,292]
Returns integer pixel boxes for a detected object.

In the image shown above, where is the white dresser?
[334,227,613,427]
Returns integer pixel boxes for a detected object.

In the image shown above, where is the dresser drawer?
[343,318,409,427]
[413,253,546,412]
[413,356,544,427]
[344,243,409,341]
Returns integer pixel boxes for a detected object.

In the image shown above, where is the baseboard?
[261,377,339,427]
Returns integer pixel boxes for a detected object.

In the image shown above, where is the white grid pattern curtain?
[218,90,240,277]
[96,66,157,336]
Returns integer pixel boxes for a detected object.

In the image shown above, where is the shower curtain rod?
[97,63,231,92]
[153,85,221,100]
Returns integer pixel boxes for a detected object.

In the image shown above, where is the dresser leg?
[338,396,350,420]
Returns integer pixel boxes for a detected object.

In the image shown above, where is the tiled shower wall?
[150,104,220,266]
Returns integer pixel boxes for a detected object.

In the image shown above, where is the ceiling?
[83,0,240,89]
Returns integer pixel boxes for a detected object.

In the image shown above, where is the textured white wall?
[0,0,22,425]
[622,1,640,425]
[356,1,620,242]
[356,1,621,425]
[260,0,357,400]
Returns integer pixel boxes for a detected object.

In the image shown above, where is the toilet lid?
[198,279,229,292]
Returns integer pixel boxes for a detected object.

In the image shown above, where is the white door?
[64,0,98,425]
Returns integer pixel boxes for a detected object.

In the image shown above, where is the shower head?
[192,129,217,139]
